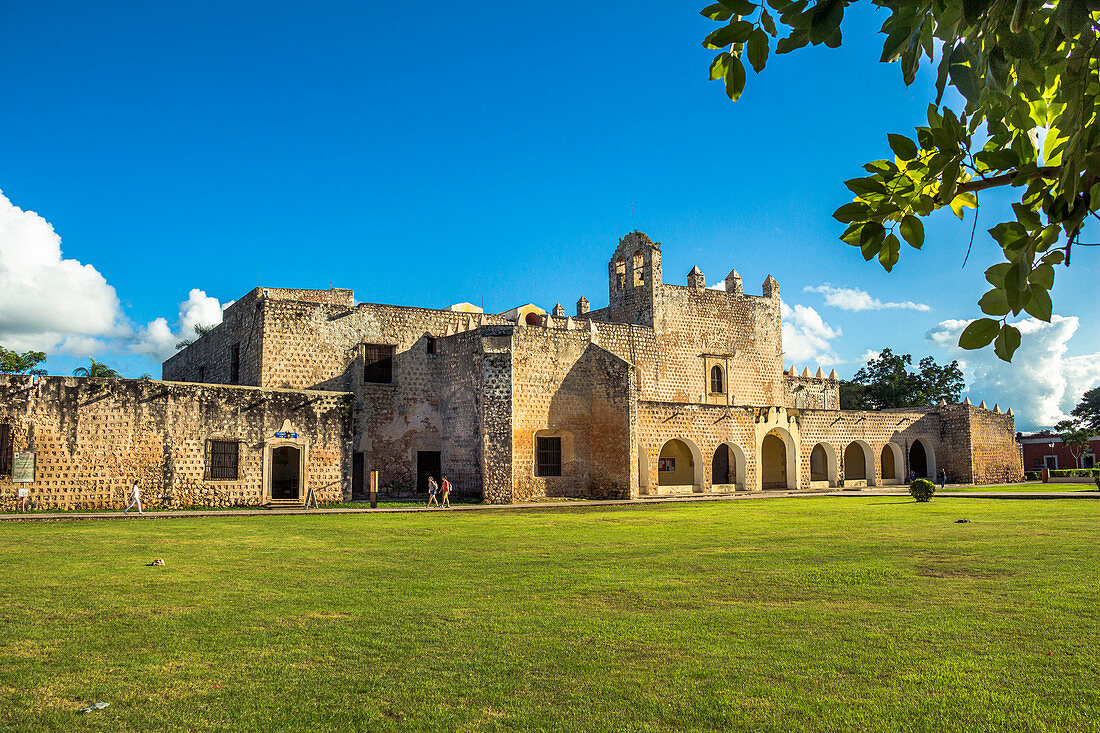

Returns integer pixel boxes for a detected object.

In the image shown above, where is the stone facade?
[1,230,1023,510]
[0,375,351,511]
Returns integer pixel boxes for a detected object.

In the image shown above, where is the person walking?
[123,480,144,515]
[440,476,451,508]
[426,476,440,508]
[938,467,947,491]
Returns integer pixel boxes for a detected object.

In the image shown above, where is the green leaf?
[899,215,924,249]
[746,29,769,72]
[887,133,918,161]
[809,0,844,45]
[833,202,868,224]
[724,55,747,101]
[879,26,910,63]
[1024,286,1053,321]
[993,324,1021,362]
[878,233,900,272]
[701,3,735,21]
[703,21,753,48]
[844,177,887,196]
[960,318,1000,349]
[1030,263,1055,289]
[978,289,1010,316]
[760,7,777,35]
[949,192,977,220]
[984,262,1011,287]
[709,52,733,80]
[719,0,757,14]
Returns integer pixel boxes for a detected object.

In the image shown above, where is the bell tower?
[607,231,662,326]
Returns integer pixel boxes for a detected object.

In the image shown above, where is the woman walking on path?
[123,481,144,515]
[426,476,440,508]
[441,476,451,508]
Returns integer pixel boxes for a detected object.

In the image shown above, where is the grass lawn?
[0,498,1097,732]
[939,482,1099,493]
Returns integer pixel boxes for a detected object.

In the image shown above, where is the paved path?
[2,485,1095,522]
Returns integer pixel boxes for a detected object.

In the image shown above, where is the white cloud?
[129,289,229,361]
[707,281,726,291]
[927,315,1100,431]
[781,302,844,367]
[0,190,124,352]
[805,284,931,312]
[857,349,880,367]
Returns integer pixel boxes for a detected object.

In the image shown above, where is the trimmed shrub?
[909,478,935,502]
[1024,470,1041,481]
[1049,468,1100,478]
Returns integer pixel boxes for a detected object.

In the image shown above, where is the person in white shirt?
[123,481,144,515]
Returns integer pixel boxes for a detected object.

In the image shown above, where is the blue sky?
[1,1,1096,430]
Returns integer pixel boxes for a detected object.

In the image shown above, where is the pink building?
[1018,431,1099,470]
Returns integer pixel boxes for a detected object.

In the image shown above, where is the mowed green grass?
[0,499,1097,732]
[940,482,1099,493]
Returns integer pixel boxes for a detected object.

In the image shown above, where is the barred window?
[536,436,562,477]
[363,344,394,383]
[0,424,11,477]
[710,365,724,394]
[207,440,239,480]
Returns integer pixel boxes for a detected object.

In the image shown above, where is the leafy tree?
[700,0,1097,361]
[1070,385,1100,430]
[175,323,217,350]
[73,359,121,379]
[0,346,47,375]
[1054,418,1097,468]
[839,347,964,409]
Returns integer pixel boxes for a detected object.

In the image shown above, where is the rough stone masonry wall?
[162,289,265,386]
[0,376,351,511]
[510,325,633,500]
[962,404,1024,484]
[437,329,486,499]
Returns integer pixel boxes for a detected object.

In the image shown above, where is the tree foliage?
[0,346,47,375]
[1070,385,1100,430]
[839,347,964,409]
[73,359,121,379]
[1054,417,1097,468]
[701,0,1098,361]
[175,323,217,350]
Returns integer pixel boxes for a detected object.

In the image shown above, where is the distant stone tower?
[608,231,662,326]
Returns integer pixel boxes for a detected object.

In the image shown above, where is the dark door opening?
[909,441,928,478]
[416,451,441,493]
[271,446,301,500]
[352,452,366,497]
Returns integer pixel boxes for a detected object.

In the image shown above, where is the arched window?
[525,312,541,326]
[710,365,724,394]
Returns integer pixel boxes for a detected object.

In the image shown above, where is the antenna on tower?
[257,255,261,286]
[631,201,636,232]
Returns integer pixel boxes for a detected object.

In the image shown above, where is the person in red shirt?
[441,476,451,508]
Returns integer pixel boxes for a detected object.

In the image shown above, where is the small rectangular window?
[230,344,240,384]
[207,440,239,480]
[198,366,205,383]
[0,424,11,477]
[536,436,562,477]
[426,337,437,356]
[363,344,395,383]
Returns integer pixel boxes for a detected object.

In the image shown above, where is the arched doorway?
[809,442,838,487]
[711,441,747,490]
[843,440,874,486]
[881,443,903,483]
[909,438,936,479]
[760,428,796,490]
[658,439,702,492]
[270,445,301,500]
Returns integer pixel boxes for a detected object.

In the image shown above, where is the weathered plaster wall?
[0,376,351,511]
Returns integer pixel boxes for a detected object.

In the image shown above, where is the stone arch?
[908,438,936,479]
[843,440,874,485]
[809,442,838,487]
[614,256,627,290]
[760,427,797,490]
[881,442,904,482]
[658,438,703,491]
[632,250,645,286]
[710,441,746,489]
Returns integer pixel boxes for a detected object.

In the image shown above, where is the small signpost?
[369,470,379,508]
[17,487,29,513]
[274,432,298,439]
[13,451,35,483]
[304,485,319,509]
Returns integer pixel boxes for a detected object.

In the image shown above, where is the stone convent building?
[0,232,1022,509]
